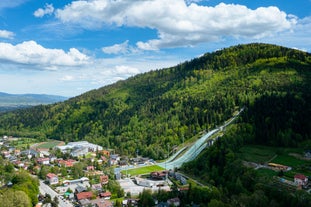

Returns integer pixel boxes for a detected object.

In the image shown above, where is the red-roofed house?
[76,191,93,201]
[58,159,76,167]
[46,173,58,185]
[100,191,111,200]
[294,174,308,186]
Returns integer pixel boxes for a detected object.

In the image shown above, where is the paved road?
[39,180,73,207]
[158,108,244,170]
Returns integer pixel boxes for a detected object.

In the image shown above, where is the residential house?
[100,175,109,185]
[150,171,168,180]
[21,149,38,158]
[63,177,90,186]
[49,155,57,163]
[79,199,93,207]
[37,157,50,165]
[122,199,139,207]
[14,160,26,169]
[79,198,113,207]
[101,150,110,157]
[46,173,59,185]
[14,149,21,156]
[86,165,95,171]
[92,183,102,192]
[99,191,111,200]
[8,147,15,153]
[294,174,308,187]
[2,150,10,158]
[38,150,50,158]
[58,159,77,167]
[9,155,17,162]
[109,154,120,166]
[76,191,93,201]
[90,198,113,207]
[76,184,87,193]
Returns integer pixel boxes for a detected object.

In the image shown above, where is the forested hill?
[0,43,310,159]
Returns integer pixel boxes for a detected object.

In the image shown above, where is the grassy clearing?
[238,145,308,164]
[271,154,310,167]
[121,165,164,176]
[256,168,277,177]
[238,145,277,163]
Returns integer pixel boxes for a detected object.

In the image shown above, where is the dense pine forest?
[0,43,310,161]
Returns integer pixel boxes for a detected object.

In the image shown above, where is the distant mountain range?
[0,92,68,112]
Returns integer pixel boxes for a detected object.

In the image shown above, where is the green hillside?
[0,43,310,160]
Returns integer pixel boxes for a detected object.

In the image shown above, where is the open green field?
[271,154,310,167]
[121,165,164,176]
[34,140,64,149]
[238,145,277,163]
[256,168,278,177]
[238,145,307,163]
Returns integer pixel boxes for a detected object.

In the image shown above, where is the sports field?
[121,165,164,176]
[33,140,64,149]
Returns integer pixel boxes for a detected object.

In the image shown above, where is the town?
[0,135,189,207]
[1,134,311,207]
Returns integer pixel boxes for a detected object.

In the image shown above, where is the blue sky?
[0,0,310,97]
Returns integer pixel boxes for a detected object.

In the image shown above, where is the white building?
[56,141,103,157]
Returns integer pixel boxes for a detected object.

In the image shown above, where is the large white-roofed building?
[56,141,103,157]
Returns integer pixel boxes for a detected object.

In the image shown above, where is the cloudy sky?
[0,0,310,97]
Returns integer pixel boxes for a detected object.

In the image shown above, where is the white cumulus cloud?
[0,40,91,70]
[55,0,296,50]
[0,29,14,39]
[34,3,54,18]
[102,40,130,54]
